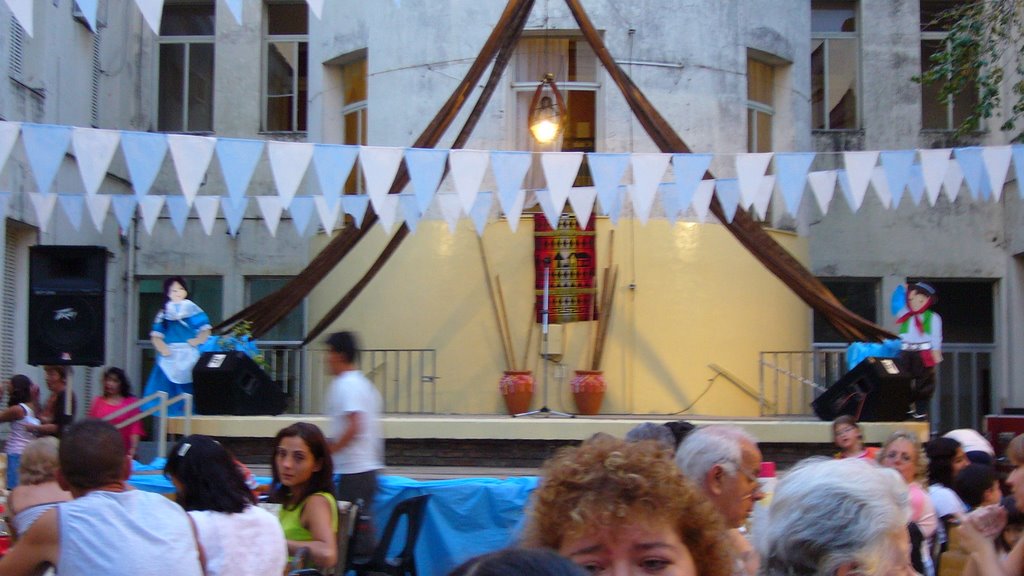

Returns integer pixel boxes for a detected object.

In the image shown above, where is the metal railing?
[101,391,192,459]
[759,344,994,430]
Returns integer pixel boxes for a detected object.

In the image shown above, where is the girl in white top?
[165,435,286,576]
[0,375,41,488]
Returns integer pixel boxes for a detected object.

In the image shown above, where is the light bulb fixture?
[528,73,567,144]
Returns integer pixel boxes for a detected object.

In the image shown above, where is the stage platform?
[167,414,929,470]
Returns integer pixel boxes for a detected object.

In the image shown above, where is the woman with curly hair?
[878,430,937,576]
[522,435,730,576]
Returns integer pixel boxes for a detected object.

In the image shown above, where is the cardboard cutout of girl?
[142,277,211,416]
[895,281,942,418]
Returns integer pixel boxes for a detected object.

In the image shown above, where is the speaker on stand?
[28,246,107,367]
[811,356,914,422]
[192,351,287,415]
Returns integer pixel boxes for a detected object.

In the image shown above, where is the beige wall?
[309,217,810,417]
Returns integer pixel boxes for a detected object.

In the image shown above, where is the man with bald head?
[0,419,203,575]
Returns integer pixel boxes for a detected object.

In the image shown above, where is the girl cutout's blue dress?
[143,299,211,416]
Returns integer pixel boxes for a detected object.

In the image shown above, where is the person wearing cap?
[896,282,943,418]
[322,330,383,555]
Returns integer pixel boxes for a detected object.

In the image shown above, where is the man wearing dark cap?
[896,281,943,418]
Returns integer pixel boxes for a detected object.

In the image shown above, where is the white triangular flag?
[491,151,531,231]
[256,196,284,237]
[165,196,191,236]
[629,153,670,225]
[535,189,561,228]
[437,193,462,234]
[167,134,216,206]
[919,148,951,206]
[0,122,21,174]
[58,194,84,231]
[85,194,112,232]
[268,141,314,208]
[807,170,837,214]
[540,152,584,216]
[6,0,33,37]
[138,195,165,235]
[842,151,878,209]
[752,174,775,219]
[373,195,400,233]
[943,159,964,202]
[982,145,1012,201]
[289,197,315,237]
[691,179,715,223]
[568,186,598,229]
[72,127,121,195]
[468,192,493,236]
[133,0,163,34]
[342,195,369,228]
[870,166,892,208]
[28,192,57,231]
[74,0,99,31]
[313,196,341,233]
[590,153,631,216]
[449,149,489,214]
[359,146,404,222]
[194,196,220,236]
[223,0,243,24]
[735,152,773,208]
[774,152,815,216]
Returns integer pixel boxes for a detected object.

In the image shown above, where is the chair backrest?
[333,500,359,575]
[369,494,431,567]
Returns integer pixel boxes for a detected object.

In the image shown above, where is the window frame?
[261,1,309,134]
[810,1,861,131]
[919,32,981,132]
[156,2,216,134]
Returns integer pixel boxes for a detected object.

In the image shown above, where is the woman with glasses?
[879,430,937,576]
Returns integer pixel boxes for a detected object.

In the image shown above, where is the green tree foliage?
[916,0,1024,141]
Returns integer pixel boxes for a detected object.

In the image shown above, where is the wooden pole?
[495,275,517,371]
[592,265,618,370]
[476,238,514,370]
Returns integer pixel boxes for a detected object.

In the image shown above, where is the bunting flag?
[982,146,1013,202]
[906,164,926,207]
[194,196,220,235]
[880,150,916,207]
[0,122,20,174]
[0,193,9,222]
[85,194,112,232]
[807,170,837,215]
[121,131,168,197]
[715,179,741,223]
[837,170,863,212]
[955,147,988,201]
[221,196,247,237]
[313,195,342,233]
[567,186,598,229]
[629,153,670,225]
[359,146,404,223]
[752,174,775,220]
[134,0,163,35]
[165,196,191,236]
[589,153,630,217]
[399,195,421,233]
[268,141,314,208]
[540,152,584,217]
[775,153,814,216]
[661,181,685,224]
[842,151,878,211]
[1014,145,1024,199]
[58,194,84,231]
[313,144,358,202]
[216,138,265,203]
[307,0,324,19]
[28,192,56,231]
[224,0,244,25]
[373,194,400,233]
[72,127,121,196]
[21,124,72,195]
[405,148,449,214]
[342,195,370,229]
[469,192,493,236]
[490,151,531,232]
[919,148,951,206]
[735,153,773,209]
[111,195,138,231]
[449,149,489,214]
[5,0,33,37]
[168,134,216,206]
[870,166,892,209]
[943,159,965,202]
[138,195,165,235]
[534,189,561,228]
[75,0,99,31]
[691,180,715,223]
[256,196,284,237]
[438,193,462,234]
[289,197,316,237]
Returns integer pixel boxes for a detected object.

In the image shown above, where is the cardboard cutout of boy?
[895,281,942,418]
[142,277,210,416]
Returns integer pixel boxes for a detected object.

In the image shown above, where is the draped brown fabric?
[227,0,894,344]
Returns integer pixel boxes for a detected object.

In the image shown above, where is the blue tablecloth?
[129,470,539,575]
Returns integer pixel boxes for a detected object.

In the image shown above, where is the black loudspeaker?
[811,356,913,422]
[28,245,107,366]
[192,351,287,415]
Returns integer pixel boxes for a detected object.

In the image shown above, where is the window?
[513,36,597,187]
[341,56,367,194]
[813,278,878,344]
[8,14,44,93]
[811,1,859,130]
[245,277,303,341]
[158,1,215,132]
[920,1,980,131]
[747,58,774,152]
[264,2,308,132]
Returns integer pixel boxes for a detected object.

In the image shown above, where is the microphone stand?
[516,257,573,418]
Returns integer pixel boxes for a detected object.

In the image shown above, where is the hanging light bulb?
[528,73,567,144]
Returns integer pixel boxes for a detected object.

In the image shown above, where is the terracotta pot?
[571,370,606,415]
[499,370,534,415]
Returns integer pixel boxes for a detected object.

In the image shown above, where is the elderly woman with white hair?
[756,457,918,576]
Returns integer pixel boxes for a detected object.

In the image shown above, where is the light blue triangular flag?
[221,196,248,237]
[906,164,925,206]
[405,148,448,213]
[121,131,168,197]
[165,196,191,236]
[313,144,359,202]
[58,194,84,231]
[954,147,989,200]
[216,138,265,203]
[490,151,531,222]
[837,169,860,212]
[605,185,627,225]
[715,178,740,223]
[289,196,315,237]
[223,0,243,24]
[469,191,493,236]
[0,193,8,221]
[1014,145,1024,199]
[671,153,713,216]
[74,0,99,31]
[399,195,420,233]
[342,195,370,228]
[659,182,684,224]
[880,149,916,205]
[588,153,630,215]
[21,124,72,194]
[111,195,138,230]
[774,152,815,216]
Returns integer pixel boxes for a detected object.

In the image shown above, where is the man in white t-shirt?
[324,331,384,555]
